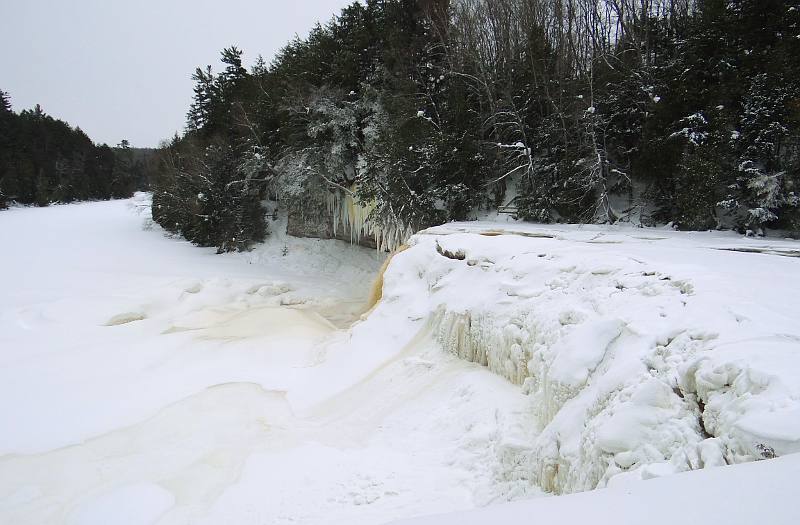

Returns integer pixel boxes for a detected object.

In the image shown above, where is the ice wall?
[375,225,800,495]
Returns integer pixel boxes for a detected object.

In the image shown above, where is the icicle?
[325,185,414,252]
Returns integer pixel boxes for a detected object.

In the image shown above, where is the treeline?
[0,90,152,208]
[153,0,800,252]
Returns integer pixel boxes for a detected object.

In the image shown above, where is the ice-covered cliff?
[370,222,800,494]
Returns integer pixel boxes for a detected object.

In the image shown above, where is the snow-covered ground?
[1,196,799,524]
[0,196,535,524]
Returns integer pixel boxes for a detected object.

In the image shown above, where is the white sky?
[0,0,355,147]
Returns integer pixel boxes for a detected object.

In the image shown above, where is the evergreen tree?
[0,97,150,207]
[0,90,11,113]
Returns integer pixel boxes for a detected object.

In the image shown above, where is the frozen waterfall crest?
[361,224,800,495]
[362,244,409,316]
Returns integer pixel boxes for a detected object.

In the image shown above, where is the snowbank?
[372,222,800,494]
[390,451,800,525]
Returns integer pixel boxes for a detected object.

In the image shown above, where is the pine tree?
[187,66,215,132]
[0,89,11,113]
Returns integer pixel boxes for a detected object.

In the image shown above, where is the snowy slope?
[391,452,800,525]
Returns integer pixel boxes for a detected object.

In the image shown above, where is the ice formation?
[326,188,414,252]
[375,223,800,495]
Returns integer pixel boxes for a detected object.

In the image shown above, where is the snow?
[0,196,536,524]
[1,197,799,524]
[390,452,800,525]
[379,221,800,494]
[67,483,174,525]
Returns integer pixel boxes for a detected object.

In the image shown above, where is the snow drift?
[390,452,800,525]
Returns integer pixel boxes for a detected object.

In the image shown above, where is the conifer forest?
[154,0,800,251]
[3,0,799,249]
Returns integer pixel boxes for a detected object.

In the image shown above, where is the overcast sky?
[0,0,355,147]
